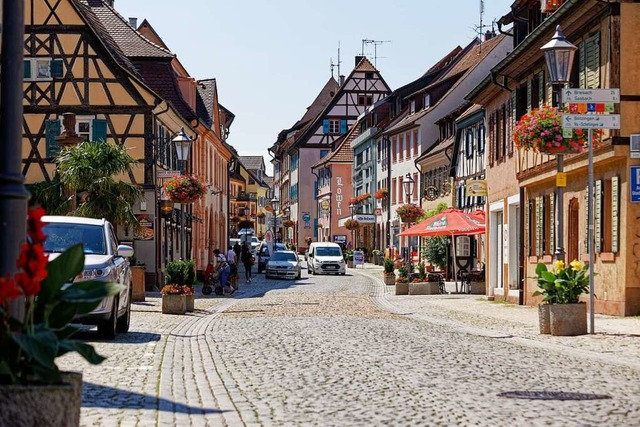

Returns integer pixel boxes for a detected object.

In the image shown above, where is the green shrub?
[383,258,395,273]
[422,236,448,270]
[398,265,409,278]
[164,260,195,285]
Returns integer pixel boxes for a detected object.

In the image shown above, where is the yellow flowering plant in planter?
[532,260,590,304]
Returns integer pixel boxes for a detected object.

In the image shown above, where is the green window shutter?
[538,71,546,105]
[578,41,586,89]
[611,176,619,253]
[527,80,532,111]
[536,196,543,257]
[50,59,63,78]
[549,193,555,256]
[45,119,61,158]
[525,199,531,256]
[92,119,107,142]
[594,180,602,253]
[24,60,32,79]
[586,33,600,89]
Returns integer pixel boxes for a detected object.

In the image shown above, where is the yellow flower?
[570,260,584,272]
[554,260,565,272]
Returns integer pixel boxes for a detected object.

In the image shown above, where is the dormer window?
[424,94,431,109]
[410,100,416,114]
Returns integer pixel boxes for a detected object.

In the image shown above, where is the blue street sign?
[631,166,640,202]
[302,213,311,222]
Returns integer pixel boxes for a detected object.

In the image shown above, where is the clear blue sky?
[116,0,515,175]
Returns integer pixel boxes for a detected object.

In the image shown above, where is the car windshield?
[271,252,297,262]
[42,223,107,255]
[315,247,342,257]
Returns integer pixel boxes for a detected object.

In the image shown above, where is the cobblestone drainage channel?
[498,391,612,401]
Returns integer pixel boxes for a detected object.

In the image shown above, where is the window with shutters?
[328,120,340,134]
[528,198,537,257]
[578,32,601,89]
[478,123,485,154]
[596,176,619,254]
[24,58,64,81]
[391,178,397,204]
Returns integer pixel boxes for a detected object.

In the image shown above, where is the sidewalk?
[355,262,640,369]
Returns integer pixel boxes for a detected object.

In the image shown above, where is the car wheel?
[116,291,131,334]
[98,299,117,340]
[340,272,346,276]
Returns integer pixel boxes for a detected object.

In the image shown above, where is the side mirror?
[117,244,134,257]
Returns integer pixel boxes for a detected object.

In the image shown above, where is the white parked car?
[42,216,134,339]
[307,242,346,275]
[265,250,302,280]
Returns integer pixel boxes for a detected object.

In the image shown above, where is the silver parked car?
[42,216,134,339]
[265,250,302,280]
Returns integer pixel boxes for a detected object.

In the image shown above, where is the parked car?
[42,215,134,339]
[256,241,286,273]
[307,242,346,275]
[265,250,301,280]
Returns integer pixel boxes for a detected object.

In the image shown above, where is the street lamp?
[271,196,280,243]
[402,173,415,265]
[173,128,193,260]
[541,25,577,262]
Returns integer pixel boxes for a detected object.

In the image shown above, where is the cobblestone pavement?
[58,263,640,426]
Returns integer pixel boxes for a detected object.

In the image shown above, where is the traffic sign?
[562,88,620,103]
[302,213,311,222]
[631,166,640,203]
[562,114,620,129]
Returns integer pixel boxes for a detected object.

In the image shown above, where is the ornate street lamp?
[541,26,577,262]
[402,173,415,266]
[172,128,193,260]
[270,196,280,245]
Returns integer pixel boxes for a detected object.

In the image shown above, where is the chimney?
[484,30,493,41]
[355,55,364,66]
[339,75,345,86]
[129,17,138,29]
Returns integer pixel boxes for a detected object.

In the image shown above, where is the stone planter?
[347,260,354,268]
[409,282,440,295]
[131,266,146,302]
[395,281,409,295]
[0,375,79,426]
[185,293,194,312]
[549,303,587,336]
[162,294,186,315]
[538,304,551,334]
[383,274,396,285]
[469,281,486,295]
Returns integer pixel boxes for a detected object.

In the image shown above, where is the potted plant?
[129,255,146,302]
[344,250,354,268]
[163,174,208,204]
[344,219,360,231]
[375,188,388,200]
[372,249,384,266]
[160,284,187,314]
[514,103,603,155]
[532,260,590,336]
[164,260,195,312]
[409,262,436,295]
[395,265,409,295]
[0,208,121,426]
[383,257,396,285]
[422,236,448,272]
[396,203,424,224]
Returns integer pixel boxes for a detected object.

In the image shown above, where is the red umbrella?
[398,208,485,237]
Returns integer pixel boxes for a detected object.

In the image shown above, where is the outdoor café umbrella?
[399,208,486,290]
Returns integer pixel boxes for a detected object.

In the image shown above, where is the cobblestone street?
[58,264,640,426]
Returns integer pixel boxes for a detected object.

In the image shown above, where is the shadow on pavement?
[74,330,161,344]
[82,382,227,414]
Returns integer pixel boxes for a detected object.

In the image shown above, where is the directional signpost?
[561,88,620,335]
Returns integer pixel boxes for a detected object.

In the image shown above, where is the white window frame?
[329,119,340,134]
[58,115,94,142]
[25,57,55,81]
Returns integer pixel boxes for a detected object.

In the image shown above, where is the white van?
[307,242,346,275]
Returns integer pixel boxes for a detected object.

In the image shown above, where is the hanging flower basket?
[514,104,603,155]
[163,175,207,203]
[375,188,388,200]
[282,219,295,228]
[396,203,424,223]
[344,219,360,231]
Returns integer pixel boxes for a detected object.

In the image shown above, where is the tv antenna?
[361,39,391,68]
[331,41,342,79]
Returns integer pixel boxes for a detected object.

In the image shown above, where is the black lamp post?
[271,196,280,243]
[541,25,577,262]
[402,173,415,265]
[349,203,356,250]
[172,128,193,260]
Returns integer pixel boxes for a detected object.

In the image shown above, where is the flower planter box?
[409,282,440,295]
[0,379,77,426]
[549,303,587,336]
[538,304,551,335]
[469,281,486,295]
[395,282,409,295]
[162,294,186,315]
[347,260,355,268]
[131,266,146,302]
[185,293,194,312]
[383,275,396,285]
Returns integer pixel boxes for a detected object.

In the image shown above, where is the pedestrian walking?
[226,245,238,275]
[233,241,242,260]
[213,249,234,295]
[241,243,254,283]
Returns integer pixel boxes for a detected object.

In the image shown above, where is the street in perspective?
[57,260,640,426]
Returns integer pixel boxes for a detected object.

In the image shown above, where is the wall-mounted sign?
[631,166,640,203]
[556,172,567,187]
[466,180,487,197]
[134,214,154,240]
[321,199,330,211]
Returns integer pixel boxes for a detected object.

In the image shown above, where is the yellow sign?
[321,199,330,211]
[556,172,567,187]
[466,180,487,197]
